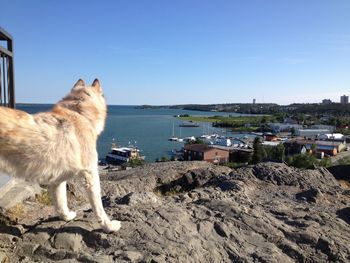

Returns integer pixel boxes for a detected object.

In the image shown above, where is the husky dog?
[0,79,121,233]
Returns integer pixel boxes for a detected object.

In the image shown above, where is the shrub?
[223,162,247,168]
[287,153,317,169]
[251,137,264,164]
[6,204,26,222]
[35,189,52,206]
[123,158,145,168]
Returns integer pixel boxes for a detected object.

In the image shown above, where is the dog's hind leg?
[83,169,121,233]
[49,181,77,221]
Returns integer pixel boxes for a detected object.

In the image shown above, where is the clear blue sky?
[1,0,349,105]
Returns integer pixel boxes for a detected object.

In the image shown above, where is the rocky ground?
[0,161,350,263]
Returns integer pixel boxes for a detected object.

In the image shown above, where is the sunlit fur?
[0,79,121,233]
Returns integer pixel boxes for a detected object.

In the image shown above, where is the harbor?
[15,104,246,162]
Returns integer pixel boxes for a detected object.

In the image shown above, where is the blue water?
[16,104,250,161]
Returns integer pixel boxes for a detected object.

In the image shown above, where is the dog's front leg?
[49,181,77,221]
[84,169,121,233]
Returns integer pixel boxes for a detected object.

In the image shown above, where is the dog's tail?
[0,107,42,152]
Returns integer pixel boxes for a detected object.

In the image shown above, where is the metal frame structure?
[0,27,15,108]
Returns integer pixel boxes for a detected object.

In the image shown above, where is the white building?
[318,133,344,141]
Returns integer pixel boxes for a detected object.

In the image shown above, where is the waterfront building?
[340,95,349,104]
[183,144,229,164]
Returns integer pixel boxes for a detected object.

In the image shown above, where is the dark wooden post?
[0,27,15,108]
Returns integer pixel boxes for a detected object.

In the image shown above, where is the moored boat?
[179,121,200,127]
[106,140,145,165]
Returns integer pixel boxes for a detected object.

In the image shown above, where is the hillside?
[0,161,350,262]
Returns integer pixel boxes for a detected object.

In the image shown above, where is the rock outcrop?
[0,161,350,262]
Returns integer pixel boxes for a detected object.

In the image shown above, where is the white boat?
[200,124,211,139]
[183,136,196,142]
[169,123,179,141]
[106,140,145,165]
[210,133,220,138]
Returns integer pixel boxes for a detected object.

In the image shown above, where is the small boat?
[106,139,145,165]
[183,136,196,142]
[179,121,200,127]
[169,123,179,141]
[210,133,220,138]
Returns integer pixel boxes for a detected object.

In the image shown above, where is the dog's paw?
[102,220,121,233]
[61,211,77,221]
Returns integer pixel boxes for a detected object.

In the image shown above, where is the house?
[183,144,229,164]
[284,141,308,155]
[264,132,278,141]
[284,139,346,156]
[210,145,253,163]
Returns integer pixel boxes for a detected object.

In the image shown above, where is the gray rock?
[53,233,83,252]
[1,161,350,262]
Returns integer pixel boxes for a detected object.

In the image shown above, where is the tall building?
[340,95,349,104]
[253,98,256,105]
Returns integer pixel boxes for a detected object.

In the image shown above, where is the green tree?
[186,138,206,145]
[310,144,317,154]
[275,143,285,162]
[287,153,317,169]
[290,127,296,136]
[252,137,264,164]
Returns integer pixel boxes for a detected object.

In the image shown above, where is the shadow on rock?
[336,207,350,225]
[155,169,218,195]
[295,188,323,203]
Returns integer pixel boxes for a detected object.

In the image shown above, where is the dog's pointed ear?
[72,79,85,91]
[92,78,102,92]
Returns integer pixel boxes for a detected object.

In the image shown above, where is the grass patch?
[222,162,248,169]
[153,185,184,196]
[338,180,350,189]
[35,189,52,206]
[177,115,275,128]
[6,204,26,222]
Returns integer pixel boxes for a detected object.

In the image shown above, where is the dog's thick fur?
[0,79,121,232]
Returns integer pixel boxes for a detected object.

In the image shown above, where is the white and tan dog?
[0,79,121,233]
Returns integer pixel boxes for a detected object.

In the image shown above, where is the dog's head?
[59,79,107,135]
